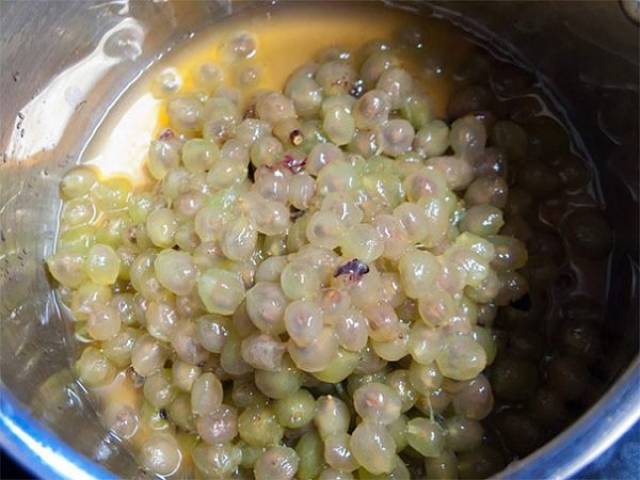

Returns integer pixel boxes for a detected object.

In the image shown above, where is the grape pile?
[47,30,540,479]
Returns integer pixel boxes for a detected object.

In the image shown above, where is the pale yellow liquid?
[84,2,473,184]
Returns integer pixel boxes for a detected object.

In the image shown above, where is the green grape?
[61,196,96,228]
[76,346,116,388]
[323,105,355,147]
[333,308,369,352]
[274,388,316,429]
[401,93,433,130]
[145,301,178,342]
[166,393,196,431]
[450,115,486,160]
[371,321,410,361]
[58,225,96,253]
[361,302,400,342]
[46,250,87,288]
[196,404,238,444]
[61,166,98,199]
[314,395,350,439]
[256,91,296,124]
[95,212,130,247]
[398,248,441,299]
[197,268,245,315]
[143,369,176,408]
[280,261,321,300]
[360,51,399,88]
[70,282,112,321]
[376,68,413,110]
[220,215,257,261]
[87,305,121,340]
[140,433,182,476]
[254,356,304,399]
[435,333,487,381]
[444,416,483,453]
[192,441,242,478]
[182,138,218,173]
[102,327,140,368]
[238,403,284,447]
[102,401,140,440]
[220,333,253,377]
[254,446,299,480]
[171,360,201,392]
[406,418,445,458]
[460,205,504,237]
[85,244,120,285]
[350,421,396,475]
[409,361,443,395]
[284,299,324,347]
[385,370,417,413]
[324,432,358,472]
[305,211,344,250]
[307,142,344,176]
[153,249,196,296]
[195,314,229,354]
[414,120,450,158]
[388,415,408,452]
[191,372,223,415]
[285,75,323,118]
[339,224,384,263]
[167,95,203,133]
[315,60,356,96]
[131,334,169,377]
[91,177,132,211]
[250,135,284,168]
[241,333,286,371]
[353,89,391,129]
[353,382,402,425]
[296,430,324,480]
[246,281,288,335]
[288,326,339,373]
[146,207,177,248]
[377,119,414,157]
[312,348,360,383]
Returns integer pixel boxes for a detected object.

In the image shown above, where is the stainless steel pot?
[1,1,638,479]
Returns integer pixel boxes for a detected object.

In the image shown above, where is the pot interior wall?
[0,1,637,478]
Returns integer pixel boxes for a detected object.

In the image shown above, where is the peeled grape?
[76,346,116,387]
[254,446,299,480]
[288,326,339,373]
[241,333,286,371]
[350,421,397,475]
[192,441,242,478]
[61,166,98,199]
[197,268,245,315]
[140,433,182,476]
[280,261,322,300]
[353,382,402,425]
[254,356,304,399]
[154,249,196,296]
[246,281,288,334]
[314,395,351,439]
[284,299,324,347]
[85,244,120,285]
[191,372,223,415]
[196,404,238,444]
[238,403,284,447]
[274,388,316,429]
[406,417,445,458]
[324,432,358,472]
